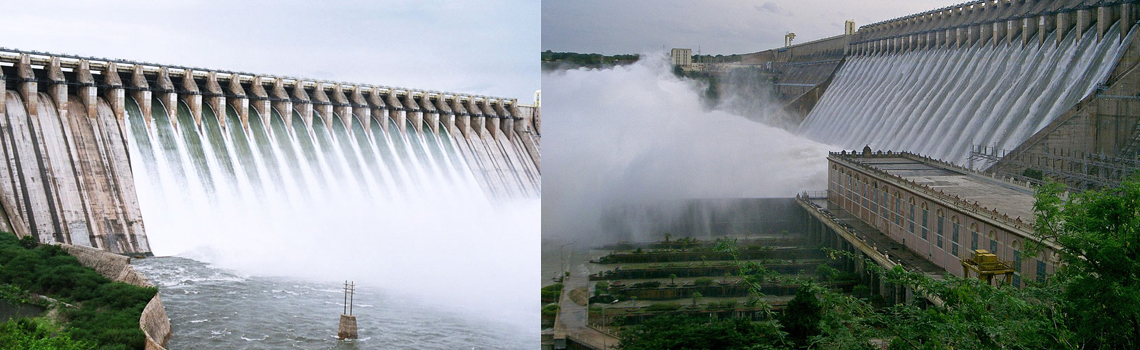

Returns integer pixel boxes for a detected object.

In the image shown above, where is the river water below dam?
[133,256,532,349]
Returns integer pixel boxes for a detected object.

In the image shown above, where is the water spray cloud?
[542,53,832,244]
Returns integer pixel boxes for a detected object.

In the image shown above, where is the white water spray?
[542,53,832,243]
[125,98,539,333]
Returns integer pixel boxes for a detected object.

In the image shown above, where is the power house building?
[825,149,1060,288]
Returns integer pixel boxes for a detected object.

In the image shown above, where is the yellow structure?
[961,249,1015,286]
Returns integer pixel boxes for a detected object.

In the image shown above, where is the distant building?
[670,48,692,68]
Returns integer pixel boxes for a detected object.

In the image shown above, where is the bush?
[541,283,564,301]
[0,231,155,349]
[0,318,94,350]
[594,281,609,296]
[693,278,714,286]
[707,300,738,310]
[541,304,560,317]
[18,235,38,249]
[0,283,30,304]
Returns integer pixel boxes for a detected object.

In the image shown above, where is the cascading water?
[800,23,1130,166]
[125,97,538,347]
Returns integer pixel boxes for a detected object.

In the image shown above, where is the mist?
[714,67,802,130]
[542,53,832,244]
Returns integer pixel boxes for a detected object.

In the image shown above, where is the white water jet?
[125,100,539,335]
[799,23,1129,166]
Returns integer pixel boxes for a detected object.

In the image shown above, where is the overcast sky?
[0,0,539,102]
[543,0,966,55]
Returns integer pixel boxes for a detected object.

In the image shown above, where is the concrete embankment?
[60,244,171,350]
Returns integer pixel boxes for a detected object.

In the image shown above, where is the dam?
[735,0,1140,307]
[0,49,541,255]
[721,0,1140,191]
[740,0,1140,290]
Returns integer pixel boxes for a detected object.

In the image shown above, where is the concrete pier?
[337,315,358,340]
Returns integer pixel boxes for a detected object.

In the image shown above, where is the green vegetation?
[706,300,739,310]
[0,232,156,350]
[780,288,821,348]
[645,303,681,312]
[1030,179,1140,348]
[0,318,93,350]
[617,177,1140,349]
[541,304,560,317]
[618,314,785,350]
[541,50,640,70]
[594,281,609,297]
[693,278,713,287]
[541,283,564,302]
[692,53,745,64]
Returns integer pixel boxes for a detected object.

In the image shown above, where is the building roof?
[832,151,1038,231]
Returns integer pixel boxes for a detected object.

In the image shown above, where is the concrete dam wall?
[0,49,540,255]
[796,0,1139,167]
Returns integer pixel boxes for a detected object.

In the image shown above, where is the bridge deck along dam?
[0,50,540,255]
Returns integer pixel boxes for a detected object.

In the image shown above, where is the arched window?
[987,230,998,255]
[935,209,944,248]
[880,185,888,220]
[873,183,880,216]
[920,203,929,240]
[893,192,901,226]
[969,223,979,251]
[909,198,916,234]
[862,182,868,208]
[950,216,960,257]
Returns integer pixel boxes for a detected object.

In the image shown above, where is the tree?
[1030,178,1140,348]
[781,286,822,348]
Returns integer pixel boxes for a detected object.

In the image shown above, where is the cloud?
[755,2,784,14]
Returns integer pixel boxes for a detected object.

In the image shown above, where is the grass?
[0,232,156,350]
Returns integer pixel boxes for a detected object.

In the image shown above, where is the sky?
[543,0,968,55]
[0,0,539,102]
